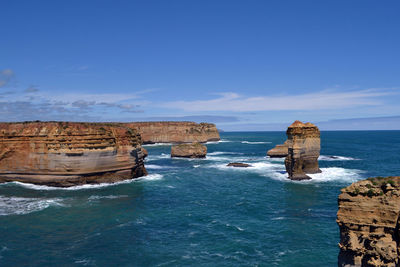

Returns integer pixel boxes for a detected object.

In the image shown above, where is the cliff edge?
[0,122,147,187]
[337,176,400,267]
[126,121,220,144]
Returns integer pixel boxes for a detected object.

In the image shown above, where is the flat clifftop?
[337,176,400,266]
[126,121,220,144]
[0,122,147,187]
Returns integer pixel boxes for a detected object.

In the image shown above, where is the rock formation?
[267,140,289,158]
[284,121,321,180]
[126,122,220,144]
[227,162,251,168]
[0,122,147,187]
[337,176,400,267]
[171,143,207,158]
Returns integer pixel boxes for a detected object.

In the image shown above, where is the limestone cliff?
[337,176,400,267]
[126,122,220,144]
[267,140,290,158]
[284,121,321,180]
[0,122,147,187]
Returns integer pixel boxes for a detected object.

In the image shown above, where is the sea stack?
[0,122,147,187]
[337,176,400,266]
[284,120,321,180]
[126,122,220,144]
[171,142,207,158]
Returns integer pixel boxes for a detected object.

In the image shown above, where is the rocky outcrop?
[0,122,147,187]
[337,176,400,267]
[227,162,251,168]
[284,121,321,180]
[126,122,220,144]
[171,143,207,158]
[267,140,289,158]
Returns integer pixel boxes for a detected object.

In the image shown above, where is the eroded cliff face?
[337,177,400,267]
[284,121,321,180]
[0,122,147,187]
[126,122,220,144]
[267,140,290,158]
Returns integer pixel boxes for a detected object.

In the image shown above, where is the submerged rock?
[337,176,400,267]
[0,122,147,187]
[267,140,289,158]
[284,121,321,180]
[126,121,220,144]
[171,143,207,158]
[227,162,251,168]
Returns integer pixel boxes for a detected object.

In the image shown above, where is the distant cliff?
[0,122,147,187]
[337,176,400,266]
[126,122,220,144]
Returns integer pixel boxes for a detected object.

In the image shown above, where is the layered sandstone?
[171,143,207,158]
[337,176,400,267]
[0,122,147,187]
[284,121,321,180]
[126,122,220,144]
[267,140,290,158]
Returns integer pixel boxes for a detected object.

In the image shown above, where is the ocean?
[1,131,399,266]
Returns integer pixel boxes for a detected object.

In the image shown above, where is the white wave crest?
[267,167,364,183]
[207,151,243,156]
[146,164,173,169]
[142,143,174,147]
[0,196,65,216]
[136,174,164,181]
[241,141,271,144]
[206,139,232,144]
[88,195,128,201]
[146,153,170,161]
[319,155,360,161]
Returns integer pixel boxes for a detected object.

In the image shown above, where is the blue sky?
[1,0,399,130]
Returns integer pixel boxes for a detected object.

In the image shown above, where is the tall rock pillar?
[284,121,321,180]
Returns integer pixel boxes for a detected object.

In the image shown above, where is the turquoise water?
[1,131,400,266]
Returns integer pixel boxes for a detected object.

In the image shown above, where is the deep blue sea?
[1,131,400,266]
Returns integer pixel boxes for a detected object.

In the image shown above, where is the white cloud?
[161,89,396,112]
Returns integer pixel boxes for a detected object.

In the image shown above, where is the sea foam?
[0,196,65,216]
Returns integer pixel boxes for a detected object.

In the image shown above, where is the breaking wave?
[319,155,360,161]
[0,196,65,216]
[241,141,271,144]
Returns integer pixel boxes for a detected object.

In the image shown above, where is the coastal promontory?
[126,121,220,144]
[337,176,400,267]
[0,122,147,187]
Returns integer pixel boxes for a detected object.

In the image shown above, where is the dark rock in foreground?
[171,143,207,158]
[227,162,251,168]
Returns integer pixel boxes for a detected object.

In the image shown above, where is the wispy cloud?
[161,89,397,112]
[0,69,15,88]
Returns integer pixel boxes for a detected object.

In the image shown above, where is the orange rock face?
[126,122,220,144]
[0,122,147,187]
[170,143,207,158]
[337,177,400,266]
[284,120,321,180]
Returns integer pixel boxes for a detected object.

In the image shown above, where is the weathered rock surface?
[337,176,400,267]
[227,162,251,168]
[0,122,147,187]
[267,140,290,158]
[126,122,220,144]
[284,121,321,180]
[171,143,207,158]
